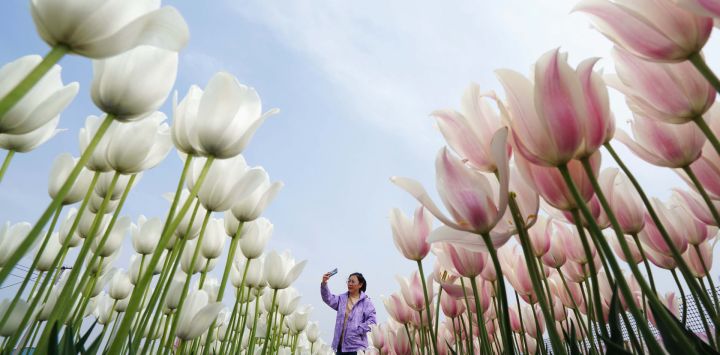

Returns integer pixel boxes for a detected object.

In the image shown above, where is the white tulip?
[132,215,163,255]
[93,292,115,325]
[58,208,82,248]
[288,305,311,333]
[109,270,132,300]
[306,321,320,343]
[91,216,130,257]
[0,298,30,336]
[240,218,272,259]
[186,155,265,212]
[201,218,225,259]
[277,287,301,316]
[47,153,94,205]
[129,254,156,285]
[0,222,33,266]
[165,190,206,240]
[200,277,220,302]
[181,240,217,274]
[30,0,189,58]
[106,111,173,173]
[240,256,266,289]
[144,314,165,339]
[175,289,225,340]
[165,276,185,311]
[88,193,120,214]
[0,55,78,134]
[263,250,307,290]
[79,115,120,172]
[175,72,278,158]
[172,85,203,155]
[91,46,177,122]
[35,232,62,272]
[0,116,61,152]
[95,170,140,200]
[230,168,283,222]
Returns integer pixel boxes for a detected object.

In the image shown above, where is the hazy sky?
[1,0,718,344]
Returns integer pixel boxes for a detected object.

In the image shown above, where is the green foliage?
[649,300,720,355]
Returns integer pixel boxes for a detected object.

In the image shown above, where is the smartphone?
[328,268,338,277]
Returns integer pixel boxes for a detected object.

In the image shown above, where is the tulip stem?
[0,114,114,287]
[458,278,473,354]
[696,244,720,315]
[631,233,657,294]
[570,209,606,340]
[261,289,279,355]
[562,163,677,354]
[0,150,14,183]
[605,142,719,324]
[416,260,439,355]
[469,277,491,354]
[433,286,442,350]
[109,157,215,355]
[682,165,720,226]
[479,231,514,354]
[691,277,716,348]
[694,115,720,157]
[508,193,566,355]
[671,269,689,326]
[514,292,529,354]
[0,45,69,126]
[689,52,720,96]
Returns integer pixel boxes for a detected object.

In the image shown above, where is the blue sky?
[1,0,718,344]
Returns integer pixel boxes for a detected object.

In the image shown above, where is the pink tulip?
[607,231,643,264]
[526,216,551,257]
[541,222,568,268]
[558,312,586,340]
[432,260,459,285]
[443,242,487,278]
[684,108,720,198]
[575,0,712,62]
[496,49,593,166]
[522,304,545,339]
[672,189,720,226]
[390,327,411,355]
[480,257,497,282]
[668,194,716,245]
[507,164,541,230]
[500,246,535,303]
[562,226,596,265]
[549,272,585,309]
[440,292,467,318]
[397,271,430,312]
[515,151,600,211]
[599,168,645,234]
[552,297,568,322]
[683,239,716,277]
[643,240,678,269]
[638,199,690,256]
[509,306,522,333]
[562,194,610,229]
[575,57,614,158]
[608,47,714,124]
[383,293,414,324]
[615,114,705,168]
[433,83,508,172]
[392,129,510,240]
[390,206,433,261]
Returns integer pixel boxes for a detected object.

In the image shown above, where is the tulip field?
[3,0,720,354]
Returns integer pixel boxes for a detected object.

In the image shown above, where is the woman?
[321,271,377,354]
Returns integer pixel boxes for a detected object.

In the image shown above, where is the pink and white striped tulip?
[382,293,413,325]
[575,0,712,62]
[676,0,720,18]
[443,241,488,278]
[638,199,691,256]
[683,239,716,277]
[496,50,589,166]
[390,206,432,261]
[515,151,600,211]
[440,292,466,318]
[607,231,643,264]
[615,114,705,168]
[393,128,510,243]
[673,188,720,226]
[526,216,551,257]
[668,195,716,245]
[500,246,535,303]
[397,271,429,312]
[541,222,568,268]
[599,168,645,234]
[433,83,508,172]
[608,47,714,124]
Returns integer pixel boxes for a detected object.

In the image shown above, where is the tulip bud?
[175,290,225,340]
[239,218,273,259]
[132,215,163,255]
[106,111,173,174]
[201,218,225,260]
[230,168,283,222]
[263,250,307,290]
[0,298,30,336]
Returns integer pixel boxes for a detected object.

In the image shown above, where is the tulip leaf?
[61,326,77,354]
[48,322,60,355]
[649,299,720,355]
[78,319,97,350]
[445,340,457,355]
[84,334,103,355]
[561,320,582,355]
[606,290,625,347]
[127,330,136,355]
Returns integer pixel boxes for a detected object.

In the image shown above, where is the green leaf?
[607,290,624,347]
[445,340,457,355]
[48,322,60,355]
[78,320,98,350]
[127,329,135,355]
[649,300,719,355]
[83,330,104,355]
[61,326,76,354]
[561,320,582,355]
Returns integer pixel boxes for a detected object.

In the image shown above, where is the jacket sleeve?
[320,282,339,310]
[358,299,377,333]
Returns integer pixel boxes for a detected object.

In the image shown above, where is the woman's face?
[347,275,362,293]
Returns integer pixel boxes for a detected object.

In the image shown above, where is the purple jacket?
[321,283,377,352]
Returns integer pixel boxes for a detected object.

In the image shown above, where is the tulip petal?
[391,177,466,232]
[427,226,488,252]
[74,7,190,58]
[185,302,225,340]
[284,259,308,287]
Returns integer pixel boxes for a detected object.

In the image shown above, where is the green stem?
[261,289,279,355]
[561,163,673,354]
[459,278,472,355]
[689,52,720,96]
[693,277,716,348]
[0,45,69,124]
[671,269,689,326]
[0,114,114,285]
[694,115,720,158]
[479,232,514,354]
[696,245,720,315]
[433,286,442,351]
[508,193,566,355]
[514,292,529,354]
[0,150,14,183]
[570,209,606,340]
[404,323,415,355]
[469,277,491,355]
[683,165,720,226]
[108,156,215,354]
[605,142,719,323]
[220,288,243,355]
[632,233,657,294]
[416,260,439,355]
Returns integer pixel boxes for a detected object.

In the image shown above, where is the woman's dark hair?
[349,272,367,293]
